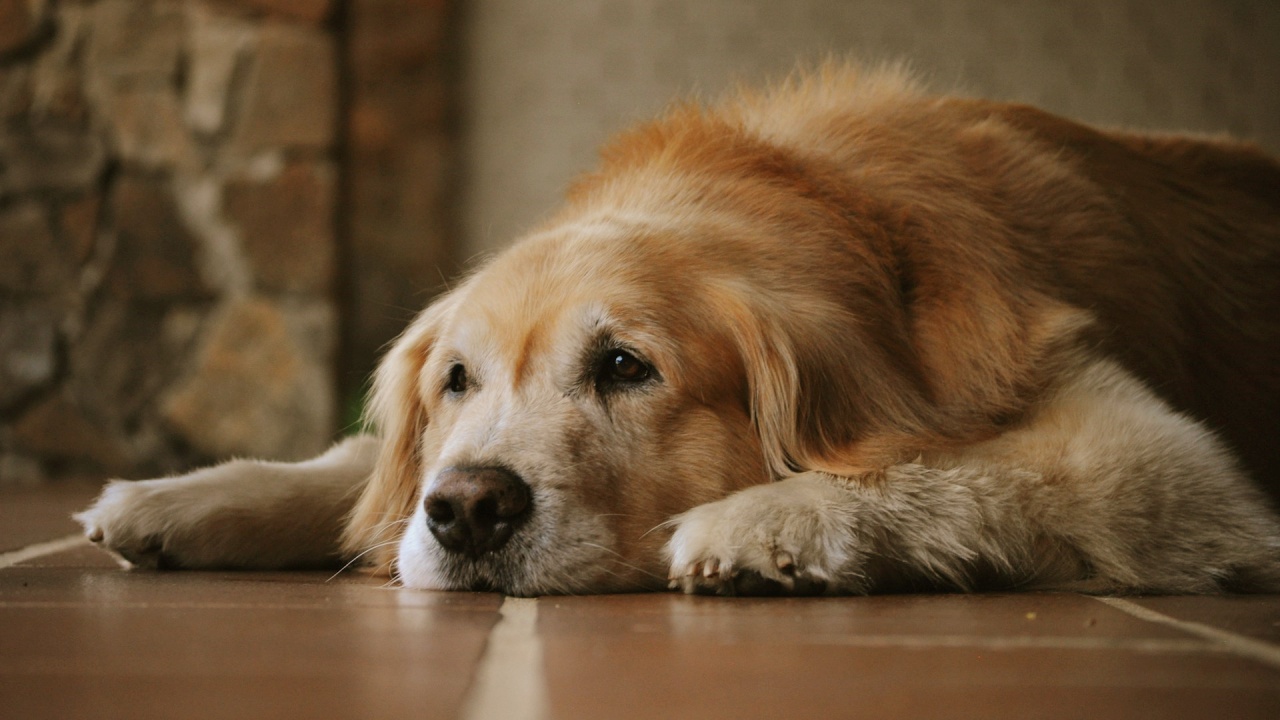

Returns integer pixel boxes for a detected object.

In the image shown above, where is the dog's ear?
[718,261,1092,480]
[723,295,929,479]
[341,293,461,572]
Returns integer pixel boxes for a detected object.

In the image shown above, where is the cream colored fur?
[668,358,1280,595]
[76,65,1280,596]
[76,435,377,570]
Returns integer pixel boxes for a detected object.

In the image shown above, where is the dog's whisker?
[364,517,411,535]
[639,517,681,541]
[326,538,404,582]
[580,542,667,583]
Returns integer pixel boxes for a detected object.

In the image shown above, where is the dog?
[77,64,1280,597]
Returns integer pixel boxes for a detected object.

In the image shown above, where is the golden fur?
[80,65,1280,596]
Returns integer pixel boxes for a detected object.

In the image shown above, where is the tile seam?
[0,535,88,570]
[1093,595,1280,670]
[783,634,1216,653]
[461,597,549,720]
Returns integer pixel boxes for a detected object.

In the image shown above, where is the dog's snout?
[424,467,531,556]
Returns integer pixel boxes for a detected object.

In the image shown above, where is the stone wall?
[0,0,342,482]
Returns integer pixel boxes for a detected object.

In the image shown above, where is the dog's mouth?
[398,479,643,595]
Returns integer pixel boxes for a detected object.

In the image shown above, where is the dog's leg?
[667,361,1280,595]
[75,435,379,570]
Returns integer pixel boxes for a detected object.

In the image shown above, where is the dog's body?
[78,66,1280,596]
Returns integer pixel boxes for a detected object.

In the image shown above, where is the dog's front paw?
[75,480,202,569]
[665,474,865,595]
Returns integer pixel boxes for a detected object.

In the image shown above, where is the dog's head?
[340,87,1089,595]
[345,219,775,593]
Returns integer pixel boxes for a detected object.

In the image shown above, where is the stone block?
[85,0,183,87]
[69,297,202,434]
[0,127,105,194]
[0,0,48,57]
[32,66,88,127]
[104,87,198,169]
[216,0,332,24]
[0,201,73,295]
[225,160,335,293]
[231,23,335,151]
[29,1,89,126]
[185,5,255,136]
[161,296,335,461]
[10,389,133,473]
[105,175,215,300]
[0,67,31,121]
[0,302,58,412]
[58,193,102,265]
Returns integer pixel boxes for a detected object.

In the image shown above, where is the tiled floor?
[2,483,1278,719]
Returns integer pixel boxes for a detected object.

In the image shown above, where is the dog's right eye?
[595,348,656,393]
[446,364,469,394]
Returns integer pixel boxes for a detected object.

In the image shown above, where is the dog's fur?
[77,65,1280,596]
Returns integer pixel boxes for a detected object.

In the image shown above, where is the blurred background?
[0,0,1276,483]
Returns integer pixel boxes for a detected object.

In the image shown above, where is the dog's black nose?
[424,466,531,556]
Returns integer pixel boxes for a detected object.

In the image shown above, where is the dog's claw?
[775,550,795,573]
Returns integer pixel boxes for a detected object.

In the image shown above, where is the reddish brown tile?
[0,565,501,720]
[534,593,1280,720]
[541,640,1279,720]
[5,480,1280,720]
[538,592,1191,641]
[1130,595,1280,644]
[0,481,103,551]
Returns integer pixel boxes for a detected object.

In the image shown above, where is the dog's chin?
[393,503,653,596]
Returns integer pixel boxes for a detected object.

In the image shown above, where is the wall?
[458,0,1280,256]
[341,0,457,413]
[0,0,342,481]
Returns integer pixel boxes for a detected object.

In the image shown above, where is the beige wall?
[458,0,1280,257]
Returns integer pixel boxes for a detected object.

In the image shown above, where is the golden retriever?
[78,65,1280,596]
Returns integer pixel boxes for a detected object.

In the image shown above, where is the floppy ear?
[720,294,926,479]
[717,272,1093,480]
[340,293,461,572]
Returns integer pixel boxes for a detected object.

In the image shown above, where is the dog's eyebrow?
[566,330,619,396]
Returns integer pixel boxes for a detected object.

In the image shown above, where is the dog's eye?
[598,349,652,388]
[446,363,469,394]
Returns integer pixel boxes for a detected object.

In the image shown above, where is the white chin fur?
[394,512,452,590]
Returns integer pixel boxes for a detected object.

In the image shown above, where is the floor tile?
[537,592,1192,641]
[1130,595,1280,644]
[534,593,1280,720]
[4,482,1279,720]
[0,481,103,552]
[0,562,502,720]
[540,639,1278,720]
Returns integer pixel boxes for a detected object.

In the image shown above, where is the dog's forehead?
[443,221,683,362]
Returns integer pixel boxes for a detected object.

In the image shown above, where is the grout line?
[0,534,89,569]
[461,597,549,720]
[799,634,1215,653]
[1094,596,1280,670]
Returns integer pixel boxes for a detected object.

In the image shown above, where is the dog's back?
[972,102,1280,495]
